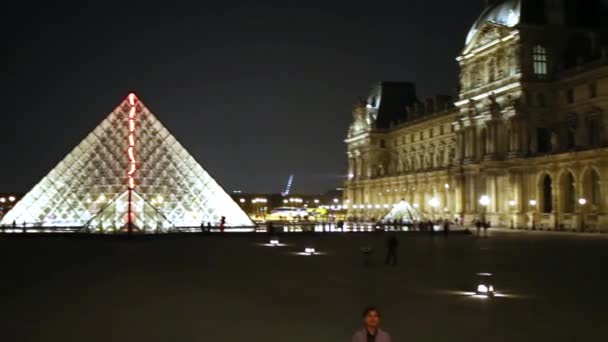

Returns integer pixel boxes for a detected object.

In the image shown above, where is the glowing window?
[533,45,547,76]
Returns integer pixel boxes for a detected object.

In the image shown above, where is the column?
[348,158,355,179]
[485,121,499,160]
[487,174,498,213]
[454,175,465,215]
[455,130,465,163]
[464,126,476,163]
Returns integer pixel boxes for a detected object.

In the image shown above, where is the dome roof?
[466,0,522,45]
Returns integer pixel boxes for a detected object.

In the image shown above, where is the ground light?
[294,246,325,256]
[261,237,286,247]
[474,273,495,298]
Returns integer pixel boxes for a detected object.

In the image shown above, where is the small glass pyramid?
[0,94,254,232]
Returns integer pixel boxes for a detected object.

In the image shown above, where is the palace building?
[345,0,608,231]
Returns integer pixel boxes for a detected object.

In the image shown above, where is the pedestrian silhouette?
[219,216,226,233]
[483,221,490,238]
[476,220,482,237]
[385,233,398,266]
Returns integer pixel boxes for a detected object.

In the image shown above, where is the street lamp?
[579,198,587,232]
[529,200,537,230]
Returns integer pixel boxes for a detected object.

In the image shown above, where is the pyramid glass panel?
[1,94,254,232]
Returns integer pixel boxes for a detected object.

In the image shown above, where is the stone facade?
[345,0,608,231]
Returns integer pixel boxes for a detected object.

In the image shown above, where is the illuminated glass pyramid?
[382,201,423,223]
[0,94,254,232]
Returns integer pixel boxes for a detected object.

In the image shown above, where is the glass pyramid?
[0,94,254,232]
[382,201,424,223]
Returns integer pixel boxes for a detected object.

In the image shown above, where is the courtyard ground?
[0,230,606,342]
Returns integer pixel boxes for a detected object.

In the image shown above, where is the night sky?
[3,1,483,194]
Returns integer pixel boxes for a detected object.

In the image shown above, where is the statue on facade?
[348,97,371,137]
[550,131,559,152]
[488,93,501,117]
[378,163,385,177]
[468,99,479,117]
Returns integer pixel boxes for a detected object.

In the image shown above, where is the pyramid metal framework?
[0,94,254,232]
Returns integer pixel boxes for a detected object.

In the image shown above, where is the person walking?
[219,216,226,233]
[352,307,392,342]
[483,220,490,238]
[443,219,450,237]
[475,220,482,237]
[385,233,398,266]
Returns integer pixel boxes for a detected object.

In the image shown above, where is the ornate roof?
[466,0,521,45]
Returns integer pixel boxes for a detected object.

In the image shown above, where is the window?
[588,115,602,146]
[488,59,496,82]
[537,93,546,107]
[533,45,548,76]
[566,89,574,104]
[590,82,597,98]
[537,128,552,153]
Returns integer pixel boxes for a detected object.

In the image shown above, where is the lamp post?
[508,200,516,229]
[579,198,587,232]
[529,200,537,230]
[479,195,490,223]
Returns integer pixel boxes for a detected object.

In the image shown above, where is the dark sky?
[2,1,484,195]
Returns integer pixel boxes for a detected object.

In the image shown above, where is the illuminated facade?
[346,0,608,232]
[0,94,254,232]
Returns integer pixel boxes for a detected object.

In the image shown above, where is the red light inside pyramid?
[126,93,138,192]
[128,93,138,106]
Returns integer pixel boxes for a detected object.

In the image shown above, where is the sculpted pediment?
[462,22,515,56]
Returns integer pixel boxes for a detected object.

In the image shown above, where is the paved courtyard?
[0,231,606,341]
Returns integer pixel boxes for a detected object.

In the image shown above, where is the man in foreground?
[352,307,392,342]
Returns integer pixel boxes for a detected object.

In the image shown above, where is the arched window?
[588,115,602,147]
[541,175,553,214]
[591,171,601,207]
[533,45,548,76]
